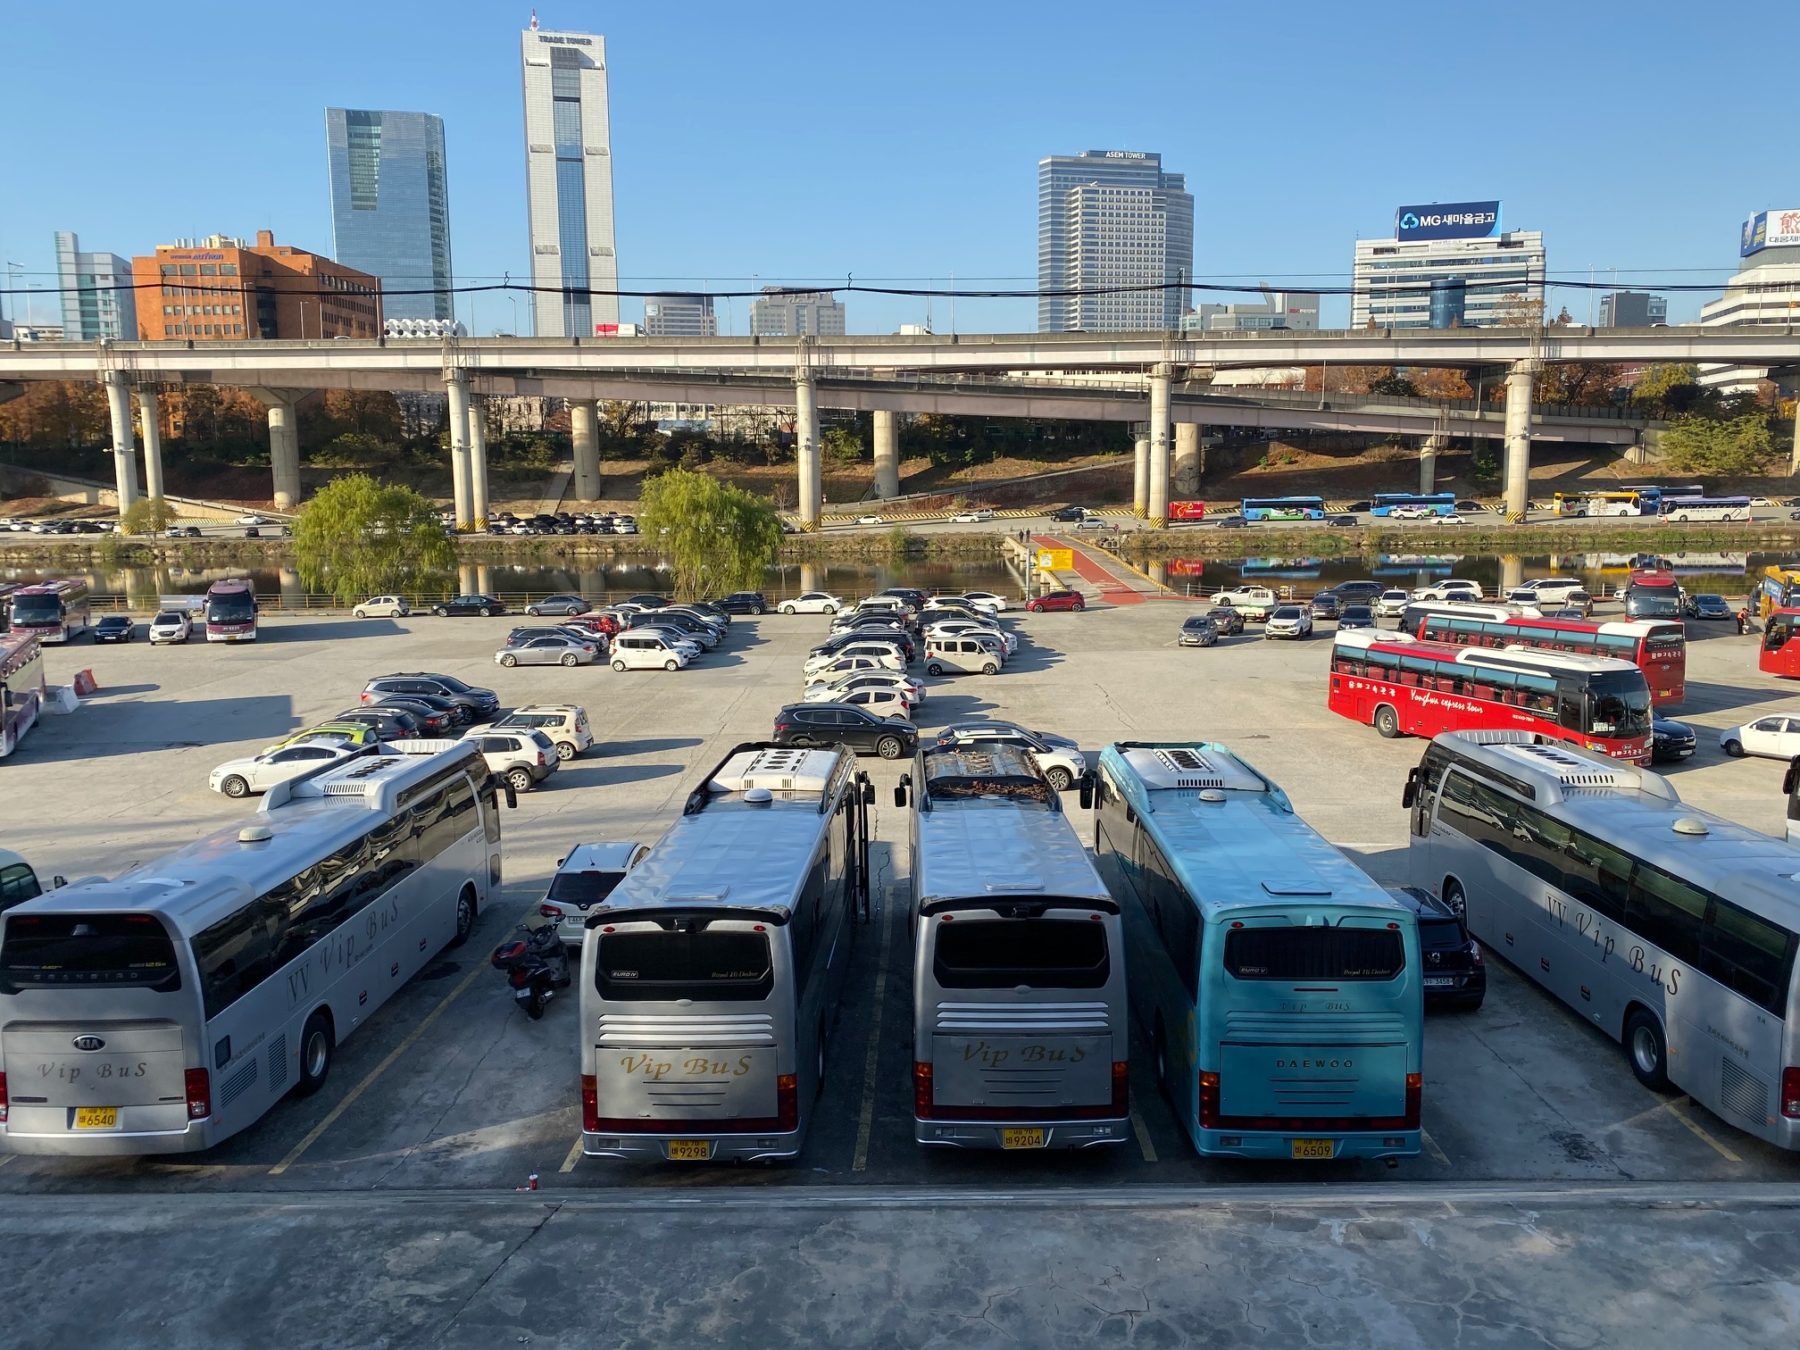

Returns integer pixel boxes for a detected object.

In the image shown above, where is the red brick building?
[131,230,382,340]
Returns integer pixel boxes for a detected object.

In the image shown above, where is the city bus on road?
[0,632,45,761]
[1761,609,1800,678]
[1552,490,1641,518]
[1328,629,1653,763]
[581,743,871,1163]
[0,742,503,1156]
[1657,495,1752,523]
[1625,485,1704,516]
[8,580,90,645]
[1370,492,1457,518]
[204,578,258,643]
[1405,732,1800,1150]
[899,744,1127,1152]
[1410,611,1687,706]
[1093,740,1423,1161]
[1239,496,1325,522]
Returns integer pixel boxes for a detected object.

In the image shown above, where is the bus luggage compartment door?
[1219,1040,1407,1120]
[3,1021,189,1136]
[930,1024,1112,1110]
[594,1014,779,1125]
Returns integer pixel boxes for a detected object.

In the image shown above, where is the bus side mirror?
[862,779,875,805]
[1401,768,1419,809]
[51,875,66,890]
[894,773,911,808]
[1078,776,1095,810]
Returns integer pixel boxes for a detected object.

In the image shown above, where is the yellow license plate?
[74,1107,118,1130]
[667,1140,713,1161]
[1290,1138,1335,1160]
[1001,1128,1045,1150]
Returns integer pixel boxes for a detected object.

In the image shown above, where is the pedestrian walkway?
[1032,533,1158,606]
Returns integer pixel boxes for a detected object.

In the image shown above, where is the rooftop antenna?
[529,9,539,30]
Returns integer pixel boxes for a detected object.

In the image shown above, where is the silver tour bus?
[896,745,1128,1150]
[0,743,503,1155]
[580,743,872,1163]
[1406,730,1800,1148]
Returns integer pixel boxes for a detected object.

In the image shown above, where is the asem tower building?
[1037,150,1193,332]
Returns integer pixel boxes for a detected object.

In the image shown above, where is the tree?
[1412,367,1474,399]
[1537,362,1627,408]
[1630,364,1707,418]
[1367,372,1420,398]
[292,473,456,604]
[636,467,784,598]
[822,424,864,466]
[1657,415,1778,476]
[119,497,179,536]
[1493,294,1546,328]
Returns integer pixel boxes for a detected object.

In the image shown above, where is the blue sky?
[0,0,1782,334]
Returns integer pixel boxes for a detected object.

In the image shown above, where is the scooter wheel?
[527,992,547,1020]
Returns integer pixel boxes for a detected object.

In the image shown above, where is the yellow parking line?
[1666,1096,1743,1164]
[269,957,489,1176]
[559,1134,585,1174]
[1129,1108,1158,1163]
[851,894,897,1173]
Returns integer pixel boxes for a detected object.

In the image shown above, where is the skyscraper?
[54,231,137,341]
[643,294,717,336]
[749,288,846,336]
[1037,150,1193,332]
[1598,290,1668,328]
[325,109,453,322]
[520,20,618,337]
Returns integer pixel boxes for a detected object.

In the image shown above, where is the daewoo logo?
[71,1035,105,1052]
[1275,1057,1353,1070]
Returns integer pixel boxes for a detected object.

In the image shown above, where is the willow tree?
[293,473,457,604]
[638,467,785,598]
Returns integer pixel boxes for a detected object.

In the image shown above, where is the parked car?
[432,594,506,617]
[951,508,995,523]
[329,706,423,740]
[1214,516,1247,530]
[923,636,1003,676]
[147,609,194,645]
[1025,590,1086,613]
[1205,604,1245,635]
[1546,590,1595,619]
[638,612,719,649]
[932,721,1088,792]
[496,633,599,667]
[369,696,454,735]
[1336,603,1378,631]
[621,593,667,609]
[353,595,411,619]
[487,704,593,761]
[1508,577,1587,604]
[463,727,561,793]
[1308,593,1340,619]
[264,721,380,754]
[958,590,1012,613]
[92,615,135,643]
[1322,580,1385,606]
[525,593,589,617]
[360,673,499,722]
[713,591,769,615]
[1685,593,1733,621]
[1375,589,1412,618]
[209,741,360,798]
[1264,604,1314,639]
[779,591,843,615]
[772,703,919,759]
[1048,505,1088,522]
[1720,715,1800,761]
[1074,515,1111,531]
[1410,579,1485,602]
[539,841,651,950]
[1328,515,1359,528]
[806,670,926,707]
[1384,886,1485,1010]
[1209,586,1278,621]
[610,632,694,671]
[1652,714,1697,763]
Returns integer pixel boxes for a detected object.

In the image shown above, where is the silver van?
[923,636,1003,676]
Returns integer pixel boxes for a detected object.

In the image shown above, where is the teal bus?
[1092,741,1423,1161]
[1370,492,1457,518]
[1238,496,1325,522]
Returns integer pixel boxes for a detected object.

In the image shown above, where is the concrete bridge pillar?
[248,388,305,511]
[872,409,900,499]
[1147,364,1172,527]
[1132,435,1150,517]
[445,370,474,531]
[570,399,601,503]
[467,394,491,525]
[1419,433,1446,495]
[476,564,493,596]
[1503,362,1538,520]
[796,375,822,530]
[136,389,165,503]
[102,373,140,511]
[1173,422,1201,496]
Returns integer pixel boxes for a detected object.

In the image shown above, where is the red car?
[564,613,620,637]
[1026,590,1087,613]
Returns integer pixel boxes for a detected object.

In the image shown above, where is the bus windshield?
[1627,590,1681,618]
[931,916,1110,989]
[1223,926,1404,981]
[10,596,61,624]
[596,926,773,1001]
[206,594,256,624]
[1588,673,1652,739]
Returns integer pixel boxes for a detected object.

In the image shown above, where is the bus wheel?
[1374,705,1401,738]
[1443,879,1467,917]
[1624,1008,1671,1091]
[295,1011,334,1096]
[450,886,477,947]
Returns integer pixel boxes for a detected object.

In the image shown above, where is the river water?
[2,548,1789,604]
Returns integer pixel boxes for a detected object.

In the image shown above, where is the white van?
[611,632,693,671]
[924,636,1003,676]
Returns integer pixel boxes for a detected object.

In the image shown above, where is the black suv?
[1049,505,1087,522]
[812,628,917,662]
[772,704,918,760]
[431,594,506,617]
[361,673,499,722]
[1385,886,1485,1010]
[1322,580,1384,605]
[713,591,768,614]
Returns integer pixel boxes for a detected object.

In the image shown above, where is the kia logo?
[72,1035,106,1052]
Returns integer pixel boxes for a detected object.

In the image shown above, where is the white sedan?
[209,742,357,798]
[1435,513,1467,526]
[1388,505,1430,520]
[856,514,885,526]
[803,654,906,686]
[236,513,271,526]
[778,591,844,615]
[1720,715,1800,761]
[805,671,926,705]
[961,590,1011,612]
[820,687,914,720]
[951,509,995,523]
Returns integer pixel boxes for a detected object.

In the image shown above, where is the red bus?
[1328,630,1652,764]
[1409,611,1686,706]
[0,632,44,759]
[7,580,91,645]
[1760,608,1800,678]
[204,578,258,643]
[1169,501,1207,521]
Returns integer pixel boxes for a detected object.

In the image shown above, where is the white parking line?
[1421,1128,1452,1167]
[851,889,897,1173]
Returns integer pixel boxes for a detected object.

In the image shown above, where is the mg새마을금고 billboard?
[1394,202,1501,242]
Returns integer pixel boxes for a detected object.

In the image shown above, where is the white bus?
[580,742,872,1163]
[0,742,505,1155]
[898,744,1127,1151]
[1656,495,1752,523]
[1405,730,1800,1148]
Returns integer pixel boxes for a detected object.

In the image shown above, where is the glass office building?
[520,24,619,338]
[1037,150,1193,332]
[325,109,453,323]
[54,231,137,340]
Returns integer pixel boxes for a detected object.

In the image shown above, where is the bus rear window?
[596,928,772,1001]
[0,913,182,992]
[1224,926,1404,981]
[932,918,1110,989]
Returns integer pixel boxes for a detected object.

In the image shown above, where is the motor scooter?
[491,923,571,1019]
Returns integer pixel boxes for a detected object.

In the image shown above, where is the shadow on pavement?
[604,736,703,756]
[269,618,409,642]
[553,762,683,789]
[16,694,297,761]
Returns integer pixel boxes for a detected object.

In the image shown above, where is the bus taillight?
[777,1074,798,1133]
[913,1061,934,1119]
[1783,1068,1800,1120]
[1405,1072,1423,1128]
[0,1069,8,1123]
[1198,1071,1220,1129]
[580,1074,599,1132]
[1111,1061,1129,1115]
[185,1068,211,1120]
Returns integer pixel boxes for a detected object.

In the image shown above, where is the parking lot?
[1,597,1796,1198]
